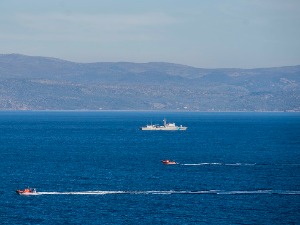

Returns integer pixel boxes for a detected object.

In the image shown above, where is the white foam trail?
[33,190,300,195]
[217,190,272,195]
[38,191,126,195]
[225,163,242,166]
[181,163,222,166]
[284,191,300,195]
[181,163,203,166]
[181,163,256,166]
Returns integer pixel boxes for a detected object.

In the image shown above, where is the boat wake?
[180,162,300,167]
[34,190,300,195]
[181,163,256,166]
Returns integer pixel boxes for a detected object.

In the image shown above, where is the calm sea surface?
[0,111,299,224]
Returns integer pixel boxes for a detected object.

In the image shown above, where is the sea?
[0,111,299,225]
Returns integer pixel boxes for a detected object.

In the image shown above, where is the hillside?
[0,54,299,111]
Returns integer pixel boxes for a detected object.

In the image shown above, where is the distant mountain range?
[0,53,299,111]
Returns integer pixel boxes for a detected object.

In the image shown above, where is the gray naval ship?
[140,118,187,131]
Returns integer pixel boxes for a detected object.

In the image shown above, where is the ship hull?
[141,127,187,131]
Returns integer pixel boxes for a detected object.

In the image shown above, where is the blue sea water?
[0,111,299,224]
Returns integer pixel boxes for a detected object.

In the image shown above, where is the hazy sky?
[1,0,299,68]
